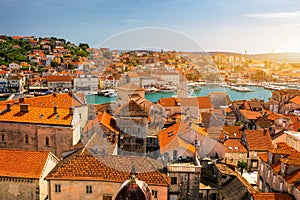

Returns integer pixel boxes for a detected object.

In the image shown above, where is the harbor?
[86,85,273,104]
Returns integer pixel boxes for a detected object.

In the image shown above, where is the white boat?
[104,91,117,97]
[159,86,176,93]
[145,87,160,93]
[108,92,117,97]
[98,89,115,95]
[160,88,176,93]
[188,88,196,97]
[235,87,254,92]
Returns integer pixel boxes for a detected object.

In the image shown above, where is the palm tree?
[237,161,248,175]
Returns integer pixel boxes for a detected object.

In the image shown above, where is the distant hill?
[207,52,300,63]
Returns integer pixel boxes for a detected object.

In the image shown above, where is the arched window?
[1,134,4,142]
[25,135,29,144]
[45,136,49,146]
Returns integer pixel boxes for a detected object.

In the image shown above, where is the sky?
[1,0,300,53]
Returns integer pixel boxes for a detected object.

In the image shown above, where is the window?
[171,177,177,185]
[86,185,92,194]
[55,184,61,193]
[273,174,276,183]
[1,134,4,142]
[211,193,217,200]
[152,190,158,198]
[36,187,40,195]
[259,178,263,190]
[280,181,283,191]
[260,163,264,172]
[103,195,112,200]
[25,135,29,144]
[45,136,49,146]
[267,169,270,177]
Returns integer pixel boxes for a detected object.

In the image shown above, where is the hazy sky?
[1,0,300,53]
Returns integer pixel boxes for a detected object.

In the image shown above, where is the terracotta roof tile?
[284,169,300,184]
[290,96,300,106]
[0,149,53,179]
[267,113,281,121]
[295,182,300,191]
[0,104,73,126]
[20,93,83,108]
[244,130,273,151]
[157,97,179,107]
[258,153,268,163]
[83,112,119,134]
[115,100,148,117]
[240,109,262,120]
[255,117,273,129]
[270,162,281,174]
[252,192,294,200]
[270,142,294,155]
[196,96,213,109]
[47,154,169,186]
[223,126,242,138]
[46,75,72,82]
[224,139,247,153]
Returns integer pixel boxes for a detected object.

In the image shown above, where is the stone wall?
[0,178,39,200]
[0,123,74,158]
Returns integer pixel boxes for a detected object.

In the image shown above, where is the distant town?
[0,35,300,200]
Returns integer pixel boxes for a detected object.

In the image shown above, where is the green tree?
[50,61,59,67]
[237,161,248,175]
[79,43,89,49]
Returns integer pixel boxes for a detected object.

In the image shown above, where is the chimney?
[19,97,24,103]
[68,91,73,96]
[6,103,11,111]
[20,104,29,112]
[53,93,57,97]
[263,128,268,136]
[54,106,58,114]
[69,106,74,115]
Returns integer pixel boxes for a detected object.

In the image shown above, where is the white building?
[73,74,99,94]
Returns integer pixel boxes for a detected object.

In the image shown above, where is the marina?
[86,85,274,104]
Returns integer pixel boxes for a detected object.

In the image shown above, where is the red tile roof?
[252,192,293,200]
[115,100,148,117]
[244,130,273,151]
[46,75,72,82]
[0,104,73,126]
[197,96,213,109]
[224,139,247,153]
[0,149,53,179]
[21,93,83,108]
[83,112,119,134]
[223,126,242,138]
[240,110,262,120]
[267,113,281,121]
[270,142,294,155]
[47,154,169,186]
[258,153,268,163]
[290,96,300,106]
[284,168,300,184]
[270,162,281,174]
[0,93,84,126]
[157,97,179,107]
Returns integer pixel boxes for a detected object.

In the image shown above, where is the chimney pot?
[54,106,58,114]
[69,106,74,115]
[20,104,29,113]
[6,103,11,111]
[263,128,268,136]
[19,97,24,103]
